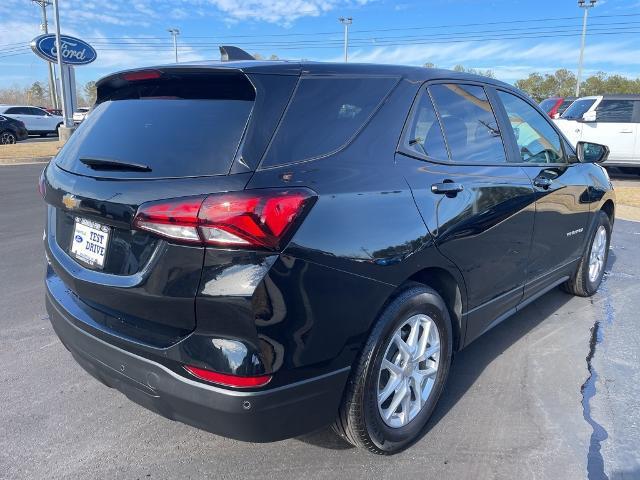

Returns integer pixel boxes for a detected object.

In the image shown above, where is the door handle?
[431,182,464,196]
[533,177,553,189]
[620,129,633,133]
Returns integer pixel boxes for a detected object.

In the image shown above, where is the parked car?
[539,96,576,119]
[0,105,62,137]
[555,94,640,173]
[73,107,90,124]
[0,114,29,144]
[40,57,615,455]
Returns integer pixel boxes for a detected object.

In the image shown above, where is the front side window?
[498,91,565,164]
[403,90,449,161]
[429,84,506,164]
[596,100,635,123]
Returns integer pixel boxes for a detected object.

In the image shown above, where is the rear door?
[494,88,592,298]
[44,68,297,343]
[397,82,536,345]
[584,98,637,163]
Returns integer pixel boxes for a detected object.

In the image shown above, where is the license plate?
[70,217,110,269]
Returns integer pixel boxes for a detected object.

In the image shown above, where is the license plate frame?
[70,217,111,269]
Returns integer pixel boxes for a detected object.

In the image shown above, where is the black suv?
[41,57,615,455]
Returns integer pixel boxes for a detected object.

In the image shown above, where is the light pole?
[52,0,72,130]
[32,0,59,109]
[168,28,180,63]
[338,17,353,63]
[576,0,597,97]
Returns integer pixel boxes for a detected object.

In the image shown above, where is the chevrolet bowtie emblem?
[62,193,81,210]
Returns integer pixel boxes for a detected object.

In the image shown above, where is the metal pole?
[339,17,352,63]
[52,0,71,128]
[33,0,58,109]
[576,0,596,97]
[168,28,180,63]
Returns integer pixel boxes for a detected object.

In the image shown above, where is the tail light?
[133,188,316,250]
[184,365,272,388]
[121,69,162,82]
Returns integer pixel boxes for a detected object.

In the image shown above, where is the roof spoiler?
[219,46,255,62]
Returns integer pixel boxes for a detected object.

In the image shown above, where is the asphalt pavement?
[0,164,638,480]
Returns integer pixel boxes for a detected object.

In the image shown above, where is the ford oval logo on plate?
[30,34,97,65]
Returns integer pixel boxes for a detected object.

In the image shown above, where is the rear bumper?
[45,284,350,443]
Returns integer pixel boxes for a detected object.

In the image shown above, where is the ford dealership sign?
[30,34,97,65]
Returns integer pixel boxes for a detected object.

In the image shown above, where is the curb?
[0,156,52,165]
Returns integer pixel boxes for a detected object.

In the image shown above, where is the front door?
[494,89,592,298]
[396,82,536,345]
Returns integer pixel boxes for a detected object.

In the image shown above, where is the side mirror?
[581,111,596,122]
[577,141,609,164]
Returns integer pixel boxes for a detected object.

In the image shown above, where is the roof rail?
[219,46,255,62]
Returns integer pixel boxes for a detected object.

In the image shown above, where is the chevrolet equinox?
[41,53,615,455]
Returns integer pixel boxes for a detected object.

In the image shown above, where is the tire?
[54,123,62,136]
[562,210,611,297]
[0,130,16,145]
[333,284,453,454]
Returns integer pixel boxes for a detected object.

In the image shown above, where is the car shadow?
[298,253,616,451]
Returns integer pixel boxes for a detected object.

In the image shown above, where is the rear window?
[539,98,559,113]
[595,100,635,123]
[56,73,255,179]
[561,98,595,120]
[429,83,507,164]
[261,76,398,168]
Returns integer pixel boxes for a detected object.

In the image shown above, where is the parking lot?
[1,163,639,480]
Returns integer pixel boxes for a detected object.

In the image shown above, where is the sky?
[1,0,640,89]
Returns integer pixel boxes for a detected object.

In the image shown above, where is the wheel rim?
[1,132,15,144]
[377,314,441,428]
[588,225,607,283]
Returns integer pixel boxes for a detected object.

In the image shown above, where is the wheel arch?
[601,199,614,226]
[406,266,465,352]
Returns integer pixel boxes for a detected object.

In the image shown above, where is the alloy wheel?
[1,132,16,145]
[588,225,607,283]
[377,314,440,428]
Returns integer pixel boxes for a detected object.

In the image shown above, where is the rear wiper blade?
[80,157,152,172]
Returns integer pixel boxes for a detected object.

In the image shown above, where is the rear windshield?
[539,98,559,113]
[56,73,255,179]
[561,98,596,120]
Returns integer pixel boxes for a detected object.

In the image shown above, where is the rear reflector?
[184,365,272,388]
[133,188,315,250]
[122,70,162,82]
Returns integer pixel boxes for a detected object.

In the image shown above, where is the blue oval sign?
[30,34,97,65]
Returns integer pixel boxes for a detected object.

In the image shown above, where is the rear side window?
[403,90,449,161]
[5,107,26,114]
[429,84,506,164]
[261,76,398,167]
[596,100,634,123]
[56,73,255,179]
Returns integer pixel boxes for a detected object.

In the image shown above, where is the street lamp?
[338,17,353,63]
[168,28,180,63]
[576,0,597,97]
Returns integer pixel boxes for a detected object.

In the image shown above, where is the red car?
[539,96,576,119]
